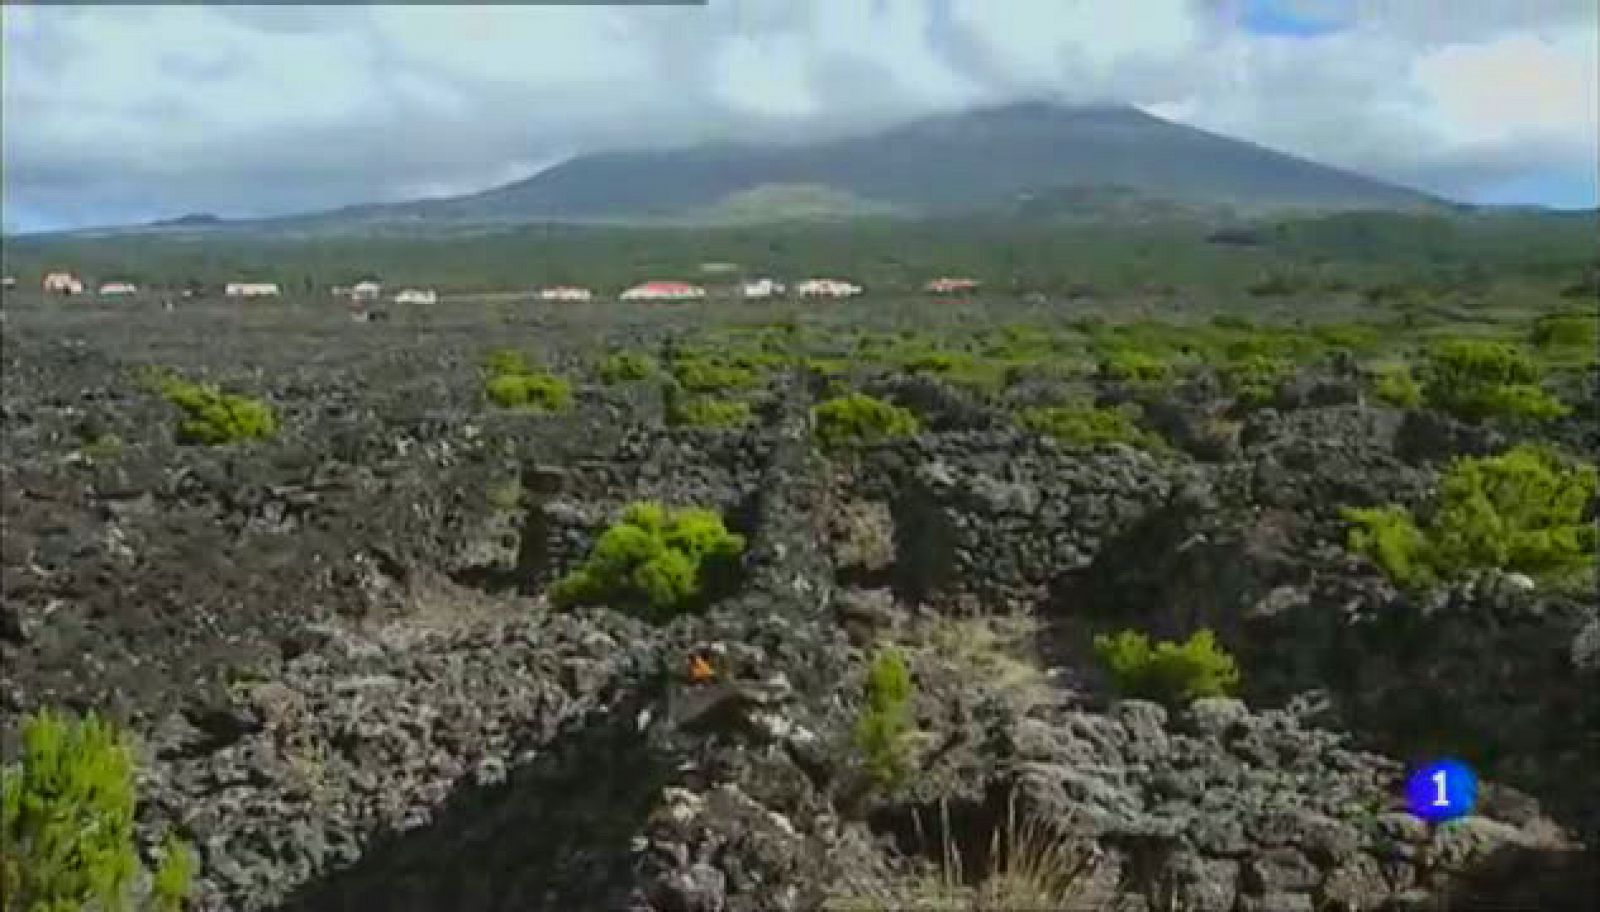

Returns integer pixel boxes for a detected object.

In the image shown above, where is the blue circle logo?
[1405,759,1478,823]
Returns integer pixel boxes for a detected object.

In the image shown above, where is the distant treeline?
[3,210,1594,298]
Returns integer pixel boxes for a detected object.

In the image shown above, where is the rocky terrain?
[2,294,1595,911]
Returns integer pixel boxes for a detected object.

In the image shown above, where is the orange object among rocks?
[687,655,715,684]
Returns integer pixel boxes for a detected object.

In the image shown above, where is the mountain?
[320,102,1437,228]
[32,103,1444,240]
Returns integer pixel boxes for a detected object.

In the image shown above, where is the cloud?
[2,0,1595,232]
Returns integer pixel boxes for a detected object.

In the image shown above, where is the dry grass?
[924,614,1050,712]
[827,795,1099,912]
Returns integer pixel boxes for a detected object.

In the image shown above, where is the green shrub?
[1530,314,1598,350]
[1420,339,1568,422]
[1093,629,1239,706]
[484,371,573,412]
[853,647,914,791]
[1210,314,1254,331]
[1428,445,1597,580]
[2,709,195,912]
[812,393,921,451]
[1098,349,1172,392]
[548,502,745,621]
[1343,445,1597,586]
[1342,506,1433,588]
[483,348,531,377]
[1219,355,1294,406]
[1312,323,1383,352]
[1373,365,1423,409]
[669,396,753,429]
[1019,403,1164,451]
[597,350,657,385]
[668,355,759,394]
[158,376,277,445]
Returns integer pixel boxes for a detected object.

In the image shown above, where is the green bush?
[1098,349,1172,393]
[812,393,921,451]
[1093,629,1239,706]
[2,709,195,912]
[1312,323,1383,352]
[1343,506,1433,587]
[1343,445,1597,586]
[668,395,753,429]
[670,356,759,394]
[548,502,745,621]
[1420,339,1568,422]
[1428,445,1597,580]
[1530,314,1598,350]
[1219,355,1294,406]
[158,376,277,445]
[853,647,914,791]
[1019,403,1164,451]
[483,348,532,377]
[1373,365,1423,409]
[597,350,657,385]
[484,371,573,411]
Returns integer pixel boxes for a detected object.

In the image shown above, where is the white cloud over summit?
[2,0,1594,231]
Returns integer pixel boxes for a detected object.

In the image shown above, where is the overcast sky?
[3,0,1595,233]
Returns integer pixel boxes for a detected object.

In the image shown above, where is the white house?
[797,278,863,299]
[538,286,594,303]
[225,282,281,299]
[925,277,980,295]
[43,272,85,295]
[742,279,786,299]
[99,282,139,296]
[394,288,438,305]
[1,276,17,289]
[351,281,383,302]
[620,281,705,302]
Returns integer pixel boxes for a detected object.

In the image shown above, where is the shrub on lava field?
[670,356,759,394]
[484,372,573,412]
[668,395,753,429]
[597,350,657,385]
[1018,403,1164,451]
[1419,339,1568,423]
[1098,349,1173,393]
[1343,445,1597,587]
[482,350,572,411]
[1372,365,1423,409]
[483,348,532,377]
[1093,628,1239,706]
[1219,354,1294,406]
[548,502,745,620]
[1343,506,1434,588]
[1311,323,1383,353]
[2,709,196,912]
[1530,313,1598,351]
[853,646,915,791]
[157,375,277,445]
[812,393,921,450]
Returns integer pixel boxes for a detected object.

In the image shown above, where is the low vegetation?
[667,395,754,429]
[596,350,657,385]
[1218,354,1294,406]
[1093,628,1240,706]
[153,372,277,445]
[1419,339,1567,423]
[853,646,915,792]
[1372,365,1423,409]
[1018,403,1165,451]
[812,393,921,451]
[548,502,745,621]
[669,355,760,395]
[2,709,195,912]
[827,796,1095,912]
[1344,444,1597,588]
[482,349,573,412]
